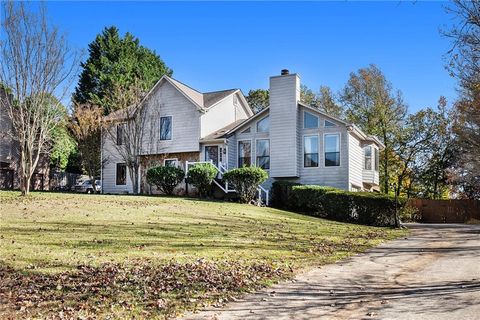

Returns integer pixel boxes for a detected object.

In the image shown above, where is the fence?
[408,199,480,223]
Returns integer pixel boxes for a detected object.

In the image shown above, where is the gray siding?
[101,131,134,194]
[348,133,364,190]
[269,74,300,178]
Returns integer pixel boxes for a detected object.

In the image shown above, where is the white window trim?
[160,115,173,141]
[324,119,337,127]
[374,147,380,172]
[237,139,252,168]
[364,145,373,171]
[256,115,269,133]
[303,111,319,129]
[302,134,320,169]
[163,158,178,167]
[240,126,251,134]
[323,133,341,168]
[255,138,270,171]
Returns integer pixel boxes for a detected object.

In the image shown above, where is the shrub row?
[272,181,406,227]
[223,167,268,203]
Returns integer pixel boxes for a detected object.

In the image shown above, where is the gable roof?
[203,89,237,108]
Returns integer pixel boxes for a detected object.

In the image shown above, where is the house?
[0,88,50,190]
[101,70,383,196]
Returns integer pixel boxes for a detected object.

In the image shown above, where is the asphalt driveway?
[183,224,480,320]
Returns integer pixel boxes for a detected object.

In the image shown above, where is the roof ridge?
[203,88,238,94]
[166,75,203,95]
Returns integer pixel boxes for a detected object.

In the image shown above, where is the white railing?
[185,160,269,205]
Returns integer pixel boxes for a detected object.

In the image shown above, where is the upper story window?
[325,120,337,127]
[256,116,269,133]
[116,124,124,145]
[241,127,251,134]
[304,111,319,129]
[364,146,372,170]
[238,140,251,167]
[325,134,340,166]
[116,163,126,185]
[256,139,270,170]
[374,148,379,171]
[304,135,319,167]
[160,116,172,140]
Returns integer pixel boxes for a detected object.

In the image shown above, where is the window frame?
[303,134,319,168]
[237,139,252,168]
[116,163,127,185]
[374,148,379,171]
[324,119,337,127]
[159,116,173,141]
[256,115,269,133]
[303,111,319,129]
[164,158,178,167]
[364,145,372,170]
[323,133,341,167]
[116,123,125,146]
[255,139,270,170]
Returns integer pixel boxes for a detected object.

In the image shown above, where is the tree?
[50,124,77,171]
[70,104,103,185]
[0,1,79,195]
[444,1,480,199]
[340,65,407,193]
[246,89,269,113]
[73,26,172,115]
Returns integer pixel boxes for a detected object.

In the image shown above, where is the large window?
[116,163,126,185]
[364,146,372,170]
[160,116,172,140]
[304,111,319,129]
[374,148,379,171]
[325,134,340,166]
[238,141,251,167]
[304,135,319,167]
[116,124,124,145]
[256,116,269,133]
[256,139,270,169]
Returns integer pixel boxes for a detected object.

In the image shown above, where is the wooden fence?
[408,199,480,223]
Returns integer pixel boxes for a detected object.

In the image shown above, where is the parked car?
[74,180,101,194]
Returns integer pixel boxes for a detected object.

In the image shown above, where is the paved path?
[183,224,480,320]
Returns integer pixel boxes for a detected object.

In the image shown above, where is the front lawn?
[0,191,405,319]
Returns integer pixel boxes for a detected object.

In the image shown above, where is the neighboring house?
[101,71,383,196]
[0,88,50,190]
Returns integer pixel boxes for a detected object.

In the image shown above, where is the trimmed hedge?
[187,163,217,198]
[272,182,405,227]
[271,181,301,208]
[146,166,184,195]
[223,167,268,203]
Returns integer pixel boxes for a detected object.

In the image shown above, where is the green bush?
[146,166,185,195]
[187,163,218,197]
[223,167,268,203]
[273,183,406,227]
[399,202,421,222]
[271,181,301,208]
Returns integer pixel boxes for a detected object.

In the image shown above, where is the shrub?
[271,181,301,208]
[223,167,268,203]
[399,202,421,222]
[146,166,185,195]
[187,163,218,197]
[274,183,406,227]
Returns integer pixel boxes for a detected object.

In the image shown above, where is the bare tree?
[0,1,79,195]
[70,103,103,187]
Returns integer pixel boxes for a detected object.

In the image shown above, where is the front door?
[205,146,219,166]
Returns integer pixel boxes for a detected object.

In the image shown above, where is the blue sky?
[44,1,457,113]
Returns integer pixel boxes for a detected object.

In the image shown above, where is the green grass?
[0,191,405,318]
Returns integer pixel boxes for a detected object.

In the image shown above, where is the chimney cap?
[281,69,290,75]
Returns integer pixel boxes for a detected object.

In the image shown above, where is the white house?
[101,70,383,196]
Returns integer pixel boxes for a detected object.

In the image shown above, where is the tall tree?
[444,0,480,199]
[0,1,79,195]
[73,26,172,115]
[341,65,407,193]
[246,89,269,113]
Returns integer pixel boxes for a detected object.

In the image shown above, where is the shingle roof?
[200,119,247,141]
[167,77,204,108]
[203,89,237,108]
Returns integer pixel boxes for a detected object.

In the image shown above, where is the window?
[238,141,251,167]
[256,139,270,169]
[374,148,379,171]
[164,158,178,167]
[116,124,124,145]
[304,111,319,129]
[325,120,337,127]
[304,135,319,167]
[160,116,172,140]
[325,134,340,166]
[241,127,251,134]
[256,116,269,133]
[364,146,372,170]
[116,163,126,185]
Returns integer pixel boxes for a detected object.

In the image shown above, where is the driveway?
[183,224,480,320]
